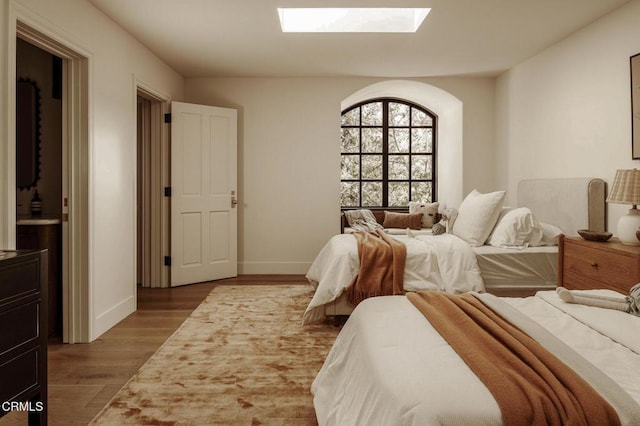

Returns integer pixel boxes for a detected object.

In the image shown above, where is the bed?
[303,178,606,324]
[312,284,640,425]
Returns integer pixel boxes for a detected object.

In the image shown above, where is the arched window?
[340,98,436,208]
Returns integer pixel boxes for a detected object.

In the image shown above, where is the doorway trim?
[135,80,170,288]
[7,3,91,343]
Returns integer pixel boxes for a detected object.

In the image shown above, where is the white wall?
[185,77,495,274]
[1,0,184,340]
[496,0,640,232]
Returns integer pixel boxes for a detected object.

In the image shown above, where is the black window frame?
[340,98,437,209]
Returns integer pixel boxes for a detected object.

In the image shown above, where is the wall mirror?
[16,78,41,189]
[632,53,640,159]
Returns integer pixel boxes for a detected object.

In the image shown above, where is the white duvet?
[312,290,640,425]
[303,233,485,325]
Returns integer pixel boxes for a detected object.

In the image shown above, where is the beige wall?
[495,0,640,233]
[1,0,185,340]
[185,77,495,274]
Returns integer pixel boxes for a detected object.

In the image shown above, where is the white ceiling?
[89,0,630,78]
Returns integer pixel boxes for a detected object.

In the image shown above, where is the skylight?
[277,8,431,33]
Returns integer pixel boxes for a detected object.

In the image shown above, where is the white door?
[170,101,237,286]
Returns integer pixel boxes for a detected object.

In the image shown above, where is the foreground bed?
[312,290,640,425]
[304,177,606,324]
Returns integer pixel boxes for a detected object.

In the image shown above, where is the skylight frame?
[277,7,431,33]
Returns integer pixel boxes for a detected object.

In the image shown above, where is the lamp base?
[616,208,640,246]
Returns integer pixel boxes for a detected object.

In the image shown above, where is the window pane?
[388,129,410,153]
[411,155,432,179]
[389,102,410,126]
[412,182,432,202]
[388,182,409,206]
[412,108,432,126]
[341,128,359,153]
[411,128,432,153]
[362,128,383,152]
[362,155,382,179]
[340,99,435,209]
[389,155,409,179]
[362,102,382,126]
[341,182,360,207]
[341,155,360,180]
[341,107,359,126]
[362,182,382,206]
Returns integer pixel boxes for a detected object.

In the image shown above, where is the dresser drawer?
[0,256,42,304]
[563,239,640,292]
[0,301,39,356]
[0,348,39,403]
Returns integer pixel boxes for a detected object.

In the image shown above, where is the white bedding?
[303,233,484,325]
[312,290,640,425]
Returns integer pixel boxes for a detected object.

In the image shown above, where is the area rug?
[90,284,340,425]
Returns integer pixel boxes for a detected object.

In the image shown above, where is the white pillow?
[487,207,543,248]
[540,222,565,246]
[343,209,383,232]
[452,189,506,246]
[408,201,439,228]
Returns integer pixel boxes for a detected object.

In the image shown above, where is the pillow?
[408,201,439,228]
[343,209,383,232]
[452,189,506,246]
[440,207,458,233]
[540,222,565,246]
[382,211,423,230]
[487,207,544,248]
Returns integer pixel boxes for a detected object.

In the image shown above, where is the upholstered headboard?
[517,178,607,237]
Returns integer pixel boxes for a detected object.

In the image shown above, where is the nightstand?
[558,235,640,293]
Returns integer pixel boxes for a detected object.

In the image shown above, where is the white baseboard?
[238,261,311,275]
[92,295,136,341]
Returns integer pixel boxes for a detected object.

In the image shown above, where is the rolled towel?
[629,283,640,316]
[556,287,631,313]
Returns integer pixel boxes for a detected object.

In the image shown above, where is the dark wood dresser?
[558,235,640,293]
[0,249,47,425]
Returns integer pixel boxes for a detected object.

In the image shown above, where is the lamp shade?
[606,169,640,206]
[607,169,640,245]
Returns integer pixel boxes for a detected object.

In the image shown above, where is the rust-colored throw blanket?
[406,291,620,426]
[346,230,406,306]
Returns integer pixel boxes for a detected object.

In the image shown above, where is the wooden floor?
[1,275,307,425]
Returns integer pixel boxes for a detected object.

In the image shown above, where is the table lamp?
[606,169,640,245]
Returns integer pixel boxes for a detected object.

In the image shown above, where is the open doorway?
[15,38,63,338]
[15,21,90,343]
[136,86,170,289]
[137,95,151,287]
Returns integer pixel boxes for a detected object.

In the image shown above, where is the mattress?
[312,291,640,425]
[473,245,557,292]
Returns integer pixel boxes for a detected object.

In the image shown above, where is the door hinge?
[164,256,171,266]
[164,187,172,197]
[164,113,172,123]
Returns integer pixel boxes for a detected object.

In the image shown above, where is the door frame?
[135,81,170,288]
[6,5,91,343]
